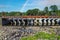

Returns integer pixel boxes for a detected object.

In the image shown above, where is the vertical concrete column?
[52,18,55,26]
[42,19,44,26]
[22,18,25,26]
[44,18,47,26]
[27,18,34,26]
[30,18,34,26]
[48,18,51,26]
[13,18,16,26]
[17,19,19,26]
[39,18,42,26]
[57,18,60,26]
[54,18,57,26]
[46,19,49,26]
[27,18,30,26]
[34,18,37,26]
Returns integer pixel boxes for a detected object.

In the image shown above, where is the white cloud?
[20,0,60,12]
[20,0,29,11]
[27,0,60,7]
[48,0,60,5]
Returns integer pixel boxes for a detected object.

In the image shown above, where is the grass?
[20,32,60,40]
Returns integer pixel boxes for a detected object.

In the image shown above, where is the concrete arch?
[2,18,60,26]
[39,18,42,26]
[34,18,40,26]
[27,18,34,26]
[57,18,60,25]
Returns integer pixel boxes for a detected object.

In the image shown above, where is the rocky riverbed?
[0,26,60,40]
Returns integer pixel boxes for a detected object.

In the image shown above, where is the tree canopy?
[1,5,60,16]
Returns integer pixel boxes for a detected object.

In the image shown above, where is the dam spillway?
[2,16,60,26]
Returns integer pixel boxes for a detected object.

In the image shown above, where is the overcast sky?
[0,0,60,12]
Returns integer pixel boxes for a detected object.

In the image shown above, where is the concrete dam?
[2,16,60,26]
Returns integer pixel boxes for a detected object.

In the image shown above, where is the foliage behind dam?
[0,5,60,16]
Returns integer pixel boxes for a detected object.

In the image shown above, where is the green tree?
[50,5,58,12]
[0,12,2,16]
[26,10,33,16]
[8,12,22,16]
[40,11,46,16]
[44,7,49,16]
[32,9,40,16]
[58,10,60,16]
[26,8,40,16]
[50,5,58,16]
